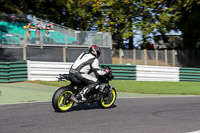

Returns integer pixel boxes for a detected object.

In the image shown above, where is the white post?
[144,49,147,65]
[63,47,66,62]
[119,48,122,65]
[172,49,175,67]
[133,49,136,65]
[23,45,26,60]
[165,49,168,66]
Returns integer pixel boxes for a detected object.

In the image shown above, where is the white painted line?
[188,130,200,133]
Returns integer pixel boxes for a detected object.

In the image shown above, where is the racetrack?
[1,97,200,133]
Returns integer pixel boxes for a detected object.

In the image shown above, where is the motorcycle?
[52,66,117,112]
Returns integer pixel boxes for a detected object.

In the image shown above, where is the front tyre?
[52,86,74,112]
[98,87,117,108]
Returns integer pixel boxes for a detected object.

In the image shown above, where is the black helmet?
[89,45,101,58]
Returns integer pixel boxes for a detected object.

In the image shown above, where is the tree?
[1,0,199,49]
[169,0,200,49]
[91,0,139,49]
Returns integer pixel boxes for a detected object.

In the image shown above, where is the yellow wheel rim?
[58,91,73,111]
[101,89,116,108]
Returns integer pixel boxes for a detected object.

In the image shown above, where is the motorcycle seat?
[60,74,82,84]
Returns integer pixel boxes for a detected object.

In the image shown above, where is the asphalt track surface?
[1,97,200,133]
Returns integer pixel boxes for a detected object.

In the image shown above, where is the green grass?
[26,80,200,95]
[110,80,200,95]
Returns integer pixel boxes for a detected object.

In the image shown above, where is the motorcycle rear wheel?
[52,86,74,112]
[98,87,117,108]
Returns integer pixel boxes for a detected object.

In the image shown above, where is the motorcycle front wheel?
[98,87,117,108]
[52,86,74,112]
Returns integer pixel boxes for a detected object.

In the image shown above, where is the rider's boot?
[80,87,90,101]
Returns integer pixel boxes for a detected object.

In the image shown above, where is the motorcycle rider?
[69,45,110,102]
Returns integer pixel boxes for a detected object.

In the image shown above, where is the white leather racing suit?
[69,52,106,90]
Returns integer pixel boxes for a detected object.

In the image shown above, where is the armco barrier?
[0,61,27,83]
[27,61,73,81]
[179,67,200,82]
[136,65,179,82]
[27,61,136,81]
[100,64,136,80]
[1,60,199,82]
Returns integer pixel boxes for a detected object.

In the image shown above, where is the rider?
[69,45,110,102]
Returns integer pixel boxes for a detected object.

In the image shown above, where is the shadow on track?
[72,103,117,111]
[54,103,117,113]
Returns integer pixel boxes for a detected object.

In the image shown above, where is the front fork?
[99,84,113,99]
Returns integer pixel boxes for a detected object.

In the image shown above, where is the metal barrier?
[1,60,200,82]
[179,67,200,82]
[27,61,73,81]
[136,65,179,82]
[25,61,200,82]
[100,64,136,80]
[27,61,136,81]
[0,61,27,83]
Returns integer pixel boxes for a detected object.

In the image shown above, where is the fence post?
[63,46,66,62]
[133,49,136,65]
[119,48,122,64]
[165,49,168,66]
[144,49,147,65]
[155,49,158,66]
[172,49,175,67]
[23,44,26,60]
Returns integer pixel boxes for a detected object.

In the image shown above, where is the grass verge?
[26,80,200,95]
[27,80,200,95]
[110,80,200,95]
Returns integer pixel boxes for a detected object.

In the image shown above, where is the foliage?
[0,0,199,49]
[167,0,200,49]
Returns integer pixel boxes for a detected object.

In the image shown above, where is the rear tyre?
[52,86,74,112]
[98,87,117,108]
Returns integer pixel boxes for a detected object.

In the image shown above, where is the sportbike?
[52,66,117,112]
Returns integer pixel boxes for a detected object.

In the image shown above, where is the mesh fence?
[112,49,200,67]
[157,50,165,65]
[19,19,112,48]
[147,50,156,65]
[177,50,200,67]
[0,14,112,48]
